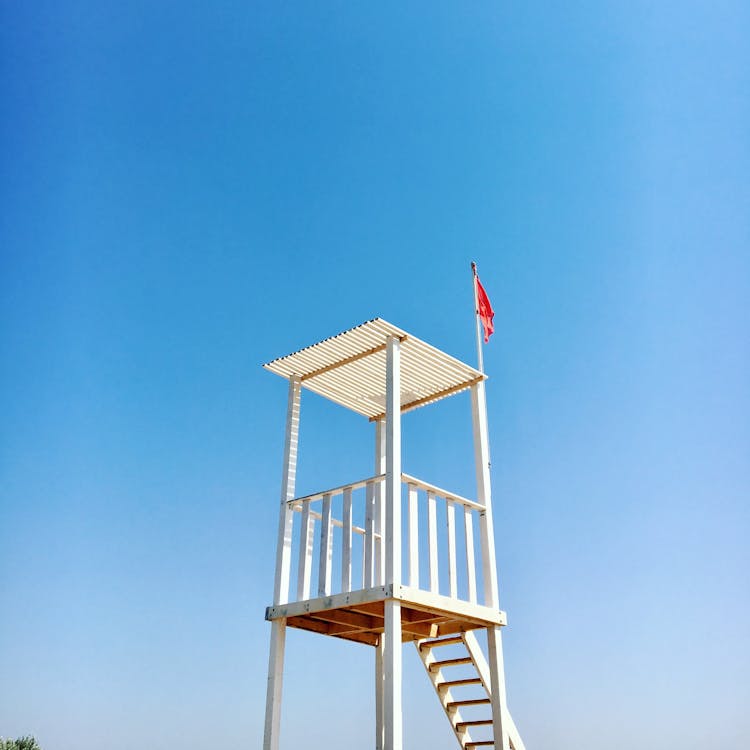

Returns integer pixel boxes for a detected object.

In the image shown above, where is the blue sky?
[1,2,748,749]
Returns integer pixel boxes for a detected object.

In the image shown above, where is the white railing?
[281,473,488,607]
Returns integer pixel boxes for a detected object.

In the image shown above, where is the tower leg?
[383,600,403,750]
[375,638,384,750]
[263,618,287,750]
[487,625,510,750]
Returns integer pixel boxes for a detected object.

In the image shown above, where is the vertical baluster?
[318,493,333,596]
[374,480,382,586]
[297,501,314,600]
[464,505,477,603]
[446,499,457,598]
[407,483,419,588]
[427,491,438,593]
[341,487,353,593]
[364,480,375,587]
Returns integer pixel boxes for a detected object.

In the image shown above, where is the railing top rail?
[289,473,386,505]
[401,472,485,512]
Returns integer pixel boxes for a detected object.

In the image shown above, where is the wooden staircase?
[416,632,525,750]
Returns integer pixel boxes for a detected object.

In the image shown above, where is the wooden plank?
[296,501,314,601]
[427,491,438,593]
[407,483,419,587]
[464,506,477,604]
[286,616,379,646]
[318,493,333,596]
[310,608,375,631]
[341,487,353,593]
[446,499,457,598]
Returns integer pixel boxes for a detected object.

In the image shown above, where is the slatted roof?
[263,318,485,420]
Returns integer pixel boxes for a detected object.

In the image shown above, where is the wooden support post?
[375,638,385,750]
[470,381,499,609]
[272,376,302,606]
[487,625,510,750]
[264,376,301,750]
[471,379,509,749]
[383,600,403,750]
[263,618,287,750]
[384,335,403,750]
[375,417,387,749]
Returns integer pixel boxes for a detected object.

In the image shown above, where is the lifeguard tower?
[262,318,525,750]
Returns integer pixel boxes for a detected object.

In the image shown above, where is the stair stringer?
[462,631,526,750]
[415,638,477,749]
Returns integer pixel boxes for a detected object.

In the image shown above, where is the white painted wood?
[413,638,471,749]
[463,506,477,604]
[463,630,526,750]
[383,599,403,750]
[341,487,353,593]
[364,479,375,588]
[263,318,485,420]
[266,584,505,628]
[446,500,457,599]
[427,491,438,593]
[296,501,314,601]
[471,382,499,609]
[407,483,419,588]
[290,472,384,505]
[262,618,286,750]
[374,419,386,586]
[273,377,301,606]
[384,335,401,587]
[487,625,510,750]
[318,492,333,596]
[400,472,485,511]
[375,638,384,750]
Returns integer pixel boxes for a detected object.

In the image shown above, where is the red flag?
[476,276,495,343]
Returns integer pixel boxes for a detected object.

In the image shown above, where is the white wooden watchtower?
[262,318,525,750]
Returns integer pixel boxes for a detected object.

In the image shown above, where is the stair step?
[438,677,482,689]
[419,635,465,651]
[456,719,493,731]
[465,742,494,748]
[446,698,491,710]
[429,656,473,671]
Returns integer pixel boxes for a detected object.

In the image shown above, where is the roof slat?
[263,318,484,419]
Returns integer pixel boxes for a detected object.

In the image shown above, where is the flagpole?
[471,261,484,374]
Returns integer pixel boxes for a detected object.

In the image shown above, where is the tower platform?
[266,585,506,647]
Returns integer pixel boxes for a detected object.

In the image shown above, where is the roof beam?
[300,336,407,382]
[369,374,486,422]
